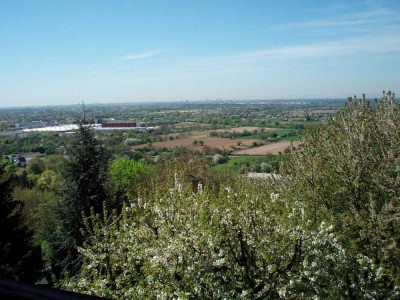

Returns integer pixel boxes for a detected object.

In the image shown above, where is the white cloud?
[104,30,400,86]
[269,8,396,32]
[187,33,400,70]
[124,50,163,60]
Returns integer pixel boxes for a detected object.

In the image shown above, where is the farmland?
[131,135,257,151]
[233,141,300,155]
[130,126,298,155]
[0,99,343,174]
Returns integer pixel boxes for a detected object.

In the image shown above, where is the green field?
[280,135,301,141]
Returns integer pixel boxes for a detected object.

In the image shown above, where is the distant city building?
[15,121,48,129]
[102,121,137,128]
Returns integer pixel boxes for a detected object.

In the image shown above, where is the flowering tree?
[62,172,345,298]
[279,93,400,297]
[63,93,400,298]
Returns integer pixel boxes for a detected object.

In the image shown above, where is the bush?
[27,158,46,175]
[260,162,272,173]
[124,138,142,146]
[212,154,226,164]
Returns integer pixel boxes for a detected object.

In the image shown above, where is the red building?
[102,121,136,128]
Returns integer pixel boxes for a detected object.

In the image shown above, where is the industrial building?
[101,121,137,128]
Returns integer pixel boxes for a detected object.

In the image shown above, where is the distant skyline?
[1,0,399,107]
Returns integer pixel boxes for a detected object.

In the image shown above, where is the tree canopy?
[62,95,400,298]
[0,161,41,282]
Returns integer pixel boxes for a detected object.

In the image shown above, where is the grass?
[280,135,301,141]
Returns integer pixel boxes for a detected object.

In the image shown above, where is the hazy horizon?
[0,98,352,110]
[1,0,399,107]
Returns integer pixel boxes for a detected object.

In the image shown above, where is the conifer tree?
[51,121,111,275]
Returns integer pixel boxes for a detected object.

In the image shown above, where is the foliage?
[190,139,206,146]
[12,185,59,268]
[108,157,155,202]
[124,138,143,146]
[63,172,343,299]
[260,162,272,173]
[279,95,400,297]
[49,122,112,275]
[212,153,226,164]
[36,169,58,191]
[58,94,400,298]
[209,128,301,141]
[214,155,280,175]
[0,133,64,155]
[0,161,41,282]
[27,157,46,175]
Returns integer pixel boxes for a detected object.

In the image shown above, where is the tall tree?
[51,121,111,275]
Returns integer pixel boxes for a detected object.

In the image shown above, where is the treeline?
[1,92,399,298]
[0,133,64,155]
[208,128,302,141]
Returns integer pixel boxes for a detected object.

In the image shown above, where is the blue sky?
[0,0,399,107]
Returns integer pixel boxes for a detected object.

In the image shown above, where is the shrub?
[260,162,272,173]
[124,138,142,146]
[212,154,226,164]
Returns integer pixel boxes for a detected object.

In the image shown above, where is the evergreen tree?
[0,161,41,282]
[51,122,111,275]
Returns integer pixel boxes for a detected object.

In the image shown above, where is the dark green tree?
[51,122,111,275]
[0,160,41,282]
